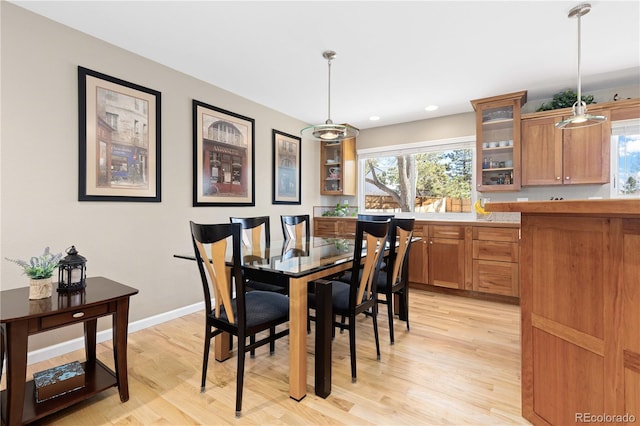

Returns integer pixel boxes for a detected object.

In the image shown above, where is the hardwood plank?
[1,290,528,425]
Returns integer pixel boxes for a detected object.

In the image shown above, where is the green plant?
[536,89,596,112]
[5,247,63,279]
[321,203,357,217]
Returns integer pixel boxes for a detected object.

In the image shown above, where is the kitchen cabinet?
[406,221,519,300]
[407,223,428,285]
[313,216,356,237]
[320,136,356,195]
[471,91,527,192]
[314,216,521,300]
[472,227,519,297]
[521,107,611,186]
[428,225,469,289]
[484,199,640,426]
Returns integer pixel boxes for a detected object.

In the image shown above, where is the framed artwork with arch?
[192,100,255,207]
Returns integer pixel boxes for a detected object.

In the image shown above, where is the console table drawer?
[40,305,109,329]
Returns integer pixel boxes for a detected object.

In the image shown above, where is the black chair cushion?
[340,270,389,292]
[246,279,287,294]
[212,291,289,328]
[309,280,352,312]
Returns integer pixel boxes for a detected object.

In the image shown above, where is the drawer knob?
[72,312,85,319]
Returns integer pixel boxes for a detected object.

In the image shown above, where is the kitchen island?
[485,199,639,426]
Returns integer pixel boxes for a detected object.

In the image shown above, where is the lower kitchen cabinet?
[428,225,468,290]
[407,221,520,300]
[313,216,520,300]
[472,227,519,297]
[313,216,356,237]
[408,223,428,284]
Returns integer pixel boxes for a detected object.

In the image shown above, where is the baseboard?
[1,301,205,371]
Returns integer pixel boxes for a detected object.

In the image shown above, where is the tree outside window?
[363,146,473,214]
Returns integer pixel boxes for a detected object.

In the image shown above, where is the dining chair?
[341,214,394,281]
[230,216,287,294]
[190,221,289,417]
[280,214,310,241]
[357,213,395,222]
[309,219,389,382]
[375,218,415,344]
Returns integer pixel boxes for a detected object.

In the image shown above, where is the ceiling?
[10,1,640,130]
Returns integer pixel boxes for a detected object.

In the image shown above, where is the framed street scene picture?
[272,129,301,205]
[78,66,161,202]
[193,100,255,207]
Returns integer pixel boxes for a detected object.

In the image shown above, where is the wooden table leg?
[215,266,232,362]
[84,318,97,364]
[112,297,131,402]
[4,321,28,426]
[289,277,307,401]
[314,280,332,398]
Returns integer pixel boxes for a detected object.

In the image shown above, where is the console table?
[0,277,138,425]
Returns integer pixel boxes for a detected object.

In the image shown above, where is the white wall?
[0,3,322,351]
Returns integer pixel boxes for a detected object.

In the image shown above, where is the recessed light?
[425,105,439,112]
[369,116,380,121]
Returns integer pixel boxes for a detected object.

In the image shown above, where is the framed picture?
[272,129,301,205]
[193,100,255,207]
[78,66,161,202]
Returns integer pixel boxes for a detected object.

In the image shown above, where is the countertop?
[315,215,520,227]
[485,199,640,216]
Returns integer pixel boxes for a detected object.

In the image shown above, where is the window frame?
[357,135,477,219]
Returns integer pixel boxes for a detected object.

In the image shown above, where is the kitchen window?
[610,118,640,198]
[358,136,475,218]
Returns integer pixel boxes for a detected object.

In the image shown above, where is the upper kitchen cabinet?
[521,102,622,186]
[471,91,527,192]
[321,136,356,196]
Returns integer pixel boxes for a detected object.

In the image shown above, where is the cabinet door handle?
[72,312,85,319]
[429,240,433,245]
[556,176,561,180]
[565,176,570,180]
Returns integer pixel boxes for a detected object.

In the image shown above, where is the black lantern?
[57,246,87,292]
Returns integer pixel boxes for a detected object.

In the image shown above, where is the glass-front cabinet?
[471,91,527,192]
[320,137,356,195]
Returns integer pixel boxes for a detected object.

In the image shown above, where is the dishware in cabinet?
[321,136,356,195]
[471,91,527,192]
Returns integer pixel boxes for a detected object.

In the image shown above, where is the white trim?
[357,135,475,158]
[2,301,205,370]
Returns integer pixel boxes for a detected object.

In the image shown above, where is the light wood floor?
[6,290,531,425]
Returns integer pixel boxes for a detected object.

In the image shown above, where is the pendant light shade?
[301,51,359,141]
[556,3,606,129]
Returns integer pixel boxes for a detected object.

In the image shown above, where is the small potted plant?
[5,247,62,299]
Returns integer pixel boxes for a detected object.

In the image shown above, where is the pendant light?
[301,51,359,141]
[556,3,606,129]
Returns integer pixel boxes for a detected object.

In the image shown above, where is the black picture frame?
[272,129,302,205]
[78,66,161,202]
[192,100,255,207]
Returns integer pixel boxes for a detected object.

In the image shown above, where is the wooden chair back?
[280,214,310,242]
[230,216,270,262]
[190,221,244,324]
[357,214,395,222]
[387,218,415,287]
[348,220,389,309]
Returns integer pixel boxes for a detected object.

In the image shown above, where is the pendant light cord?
[576,9,582,106]
[326,55,333,124]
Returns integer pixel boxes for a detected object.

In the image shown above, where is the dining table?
[174,235,362,401]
